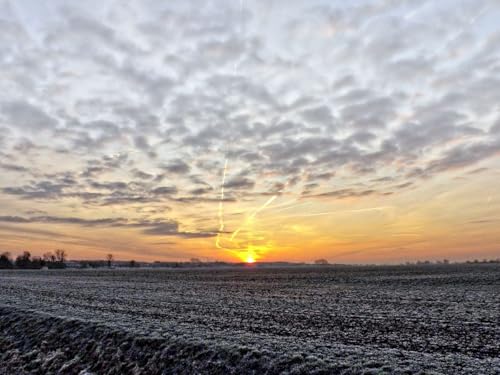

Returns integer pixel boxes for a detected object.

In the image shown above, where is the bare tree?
[43,252,56,262]
[106,254,114,268]
[54,249,67,263]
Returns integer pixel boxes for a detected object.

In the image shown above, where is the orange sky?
[1,157,499,263]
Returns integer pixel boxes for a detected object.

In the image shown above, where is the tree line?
[0,251,135,270]
[0,250,67,269]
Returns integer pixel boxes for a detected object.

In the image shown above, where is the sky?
[1,0,500,264]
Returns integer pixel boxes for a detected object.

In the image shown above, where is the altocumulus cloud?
[0,0,499,259]
[0,215,215,239]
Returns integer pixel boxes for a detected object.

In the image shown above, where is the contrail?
[215,159,228,249]
[435,5,489,57]
[230,179,291,242]
[230,195,277,241]
[257,205,393,221]
[267,200,308,213]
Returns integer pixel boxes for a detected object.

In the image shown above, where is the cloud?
[190,187,213,195]
[0,162,29,172]
[89,181,128,190]
[300,106,335,126]
[140,221,179,235]
[1,0,500,257]
[0,216,31,223]
[132,169,155,180]
[414,139,500,177]
[340,96,396,129]
[161,159,191,174]
[305,188,379,199]
[133,136,150,150]
[3,181,69,199]
[307,172,335,181]
[0,215,214,239]
[225,177,255,190]
[0,101,57,130]
[0,215,126,226]
[151,186,178,196]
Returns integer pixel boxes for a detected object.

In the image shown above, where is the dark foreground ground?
[0,264,499,374]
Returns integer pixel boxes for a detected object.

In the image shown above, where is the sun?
[236,245,265,264]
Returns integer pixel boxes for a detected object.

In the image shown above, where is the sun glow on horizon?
[237,246,261,264]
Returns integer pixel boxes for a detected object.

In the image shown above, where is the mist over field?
[1,0,500,373]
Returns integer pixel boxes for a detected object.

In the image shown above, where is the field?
[0,264,499,374]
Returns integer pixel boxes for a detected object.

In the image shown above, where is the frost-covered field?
[0,264,499,374]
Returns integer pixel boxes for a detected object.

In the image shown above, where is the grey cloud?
[307,172,335,181]
[135,220,216,238]
[0,215,126,226]
[225,177,255,190]
[394,182,413,189]
[371,176,395,183]
[3,174,178,206]
[114,106,160,132]
[143,223,216,238]
[69,120,126,150]
[391,111,482,153]
[161,159,191,174]
[0,162,29,172]
[63,14,141,55]
[37,216,127,226]
[302,183,319,195]
[190,187,213,195]
[263,136,338,161]
[340,97,396,129]
[189,175,211,186]
[151,186,178,196]
[347,131,377,145]
[0,225,78,239]
[119,63,175,106]
[81,154,130,178]
[81,166,105,178]
[3,181,68,199]
[300,105,335,126]
[175,231,217,239]
[0,215,213,239]
[305,188,378,199]
[134,136,150,150]
[141,221,179,235]
[419,140,500,177]
[332,74,356,92]
[174,196,236,204]
[336,88,374,104]
[14,138,42,154]
[0,216,31,223]
[490,119,500,134]
[0,126,10,145]
[385,57,435,81]
[132,169,155,180]
[1,101,57,130]
[89,181,128,190]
